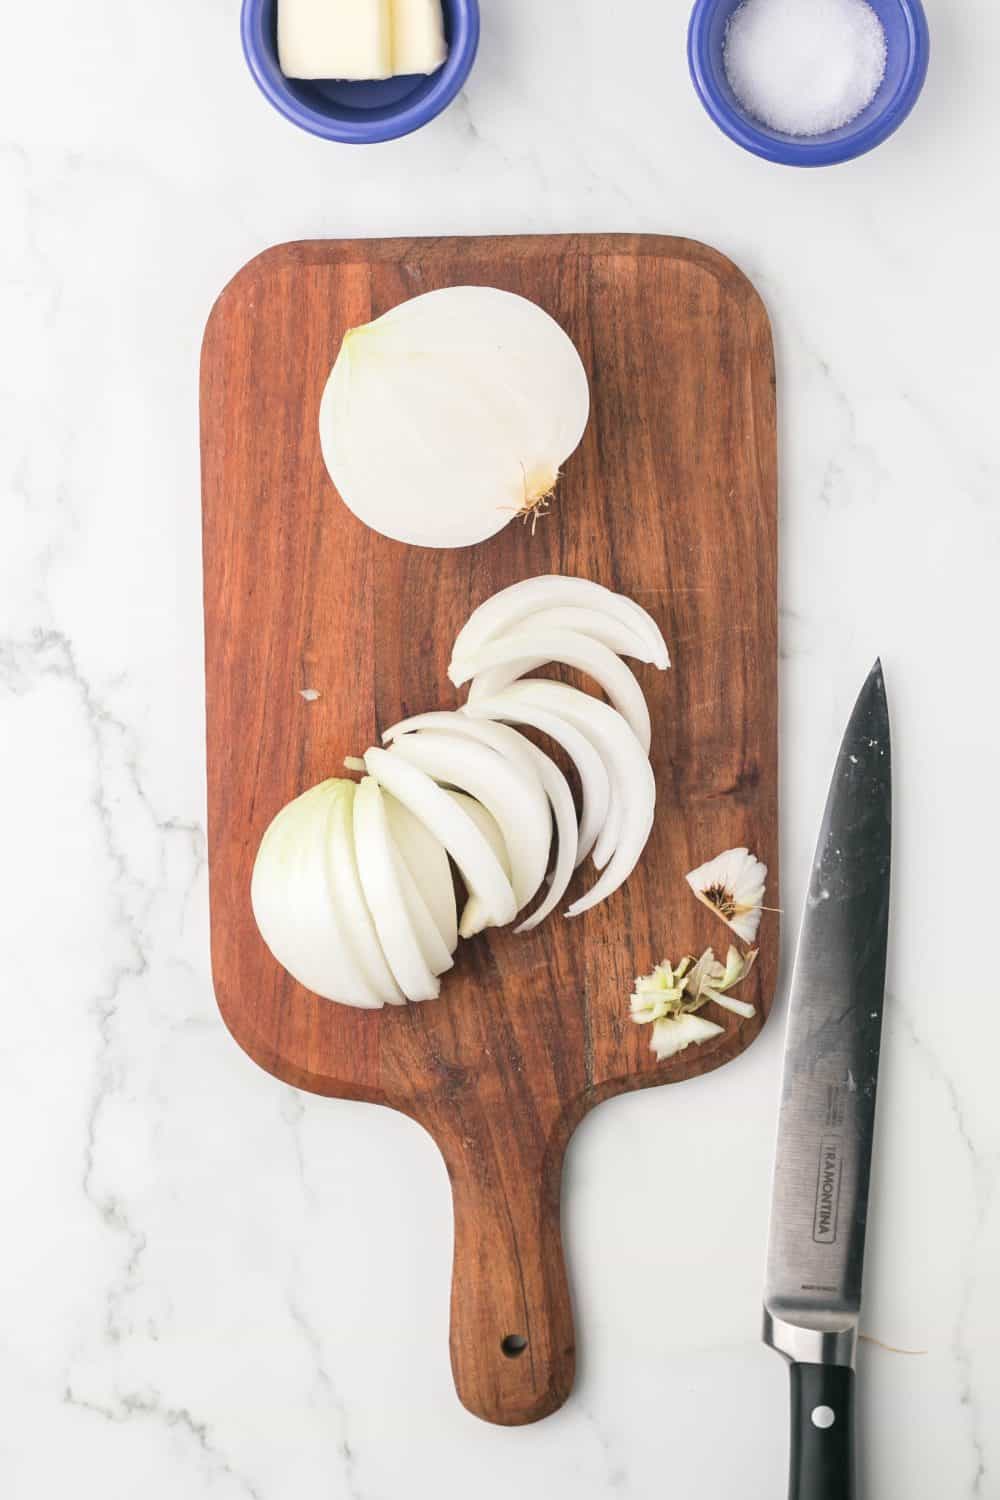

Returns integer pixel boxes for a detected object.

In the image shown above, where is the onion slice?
[385,731,550,911]
[391,844,455,977]
[449,575,670,675]
[456,696,609,867]
[499,606,657,661]
[353,777,440,1002]
[454,628,652,753]
[319,288,590,550]
[465,688,618,870]
[251,780,389,1008]
[327,780,405,1005]
[471,681,655,917]
[363,746,517,926]
[446,791,511,938]
[383,711,577,932]
[384,793,458,953]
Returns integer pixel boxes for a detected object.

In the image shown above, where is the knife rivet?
[811,1405,836,1430]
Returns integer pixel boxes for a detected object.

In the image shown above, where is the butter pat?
[278,0,393,81]
[391,0,448,75]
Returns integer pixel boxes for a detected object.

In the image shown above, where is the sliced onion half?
[383,711,577,931]
[363,746,517,927]
[449,575,670,675]
[454,628,652,753]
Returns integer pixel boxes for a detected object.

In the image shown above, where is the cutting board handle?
[440,1120,575,1426]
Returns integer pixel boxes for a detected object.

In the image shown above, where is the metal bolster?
[762,1308,857,1368]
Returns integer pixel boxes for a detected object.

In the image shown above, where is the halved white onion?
[319,288,590,550]
[383,711,577,932]
[385,731,550,912]
[449,575,670,676]
[473,681,655,917]
[363,746,517,926]
[251,780,387,1008]
[454,628,652,753]
[353,776,440,1002]
[384,793,457,953]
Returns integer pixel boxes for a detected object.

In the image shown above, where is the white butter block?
[391,0,448,75]
[278,0,393,81]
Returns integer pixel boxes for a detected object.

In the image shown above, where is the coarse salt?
[724,0,888,138]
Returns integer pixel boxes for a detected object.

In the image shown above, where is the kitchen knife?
[763,661,891,1500]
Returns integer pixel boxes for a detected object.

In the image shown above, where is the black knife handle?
[788,1363,855,1500]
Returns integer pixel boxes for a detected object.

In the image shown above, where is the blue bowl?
[688,0,929,166]
[241,0,480,144]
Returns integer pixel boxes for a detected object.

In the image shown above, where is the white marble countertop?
[2,2,998,1496]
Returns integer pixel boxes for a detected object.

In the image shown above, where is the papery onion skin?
[319,288,590,549]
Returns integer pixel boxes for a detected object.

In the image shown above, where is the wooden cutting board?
[200,235,778,1427]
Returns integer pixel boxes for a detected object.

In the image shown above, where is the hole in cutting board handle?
[501,1334,528,1359]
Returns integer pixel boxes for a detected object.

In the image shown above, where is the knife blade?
[763,660,891,1500]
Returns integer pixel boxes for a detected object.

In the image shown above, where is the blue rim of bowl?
[241,0,481,144]
[687,0,930,166]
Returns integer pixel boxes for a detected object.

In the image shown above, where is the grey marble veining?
[2,1,998,1496]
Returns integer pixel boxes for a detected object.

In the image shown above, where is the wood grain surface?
[200,235,778,1427]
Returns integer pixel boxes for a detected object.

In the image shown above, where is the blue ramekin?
[241,0,480,144]
[688,0,929,166]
